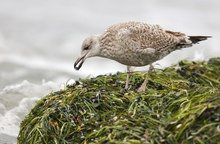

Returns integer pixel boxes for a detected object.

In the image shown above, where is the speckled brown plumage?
[95,21,208,66]
[74,21,211,92]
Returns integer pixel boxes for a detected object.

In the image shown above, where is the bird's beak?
[74,49,91,70]
[74,55,86,70]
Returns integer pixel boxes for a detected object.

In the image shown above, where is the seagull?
[74,21,211,92]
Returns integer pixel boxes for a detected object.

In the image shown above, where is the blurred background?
[0,0,219,143]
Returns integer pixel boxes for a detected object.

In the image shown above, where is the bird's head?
[74,35,100,70]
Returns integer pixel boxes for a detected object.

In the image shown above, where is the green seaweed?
[18,58,220,144]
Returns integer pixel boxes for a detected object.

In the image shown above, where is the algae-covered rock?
[18,58,220,144]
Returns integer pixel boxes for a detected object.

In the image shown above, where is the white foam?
[0,103,6,114]
[0,97,39,136]
[193,49,205,61]
[0,80,62,137]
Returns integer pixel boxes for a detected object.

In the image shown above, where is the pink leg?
[125,66,132,89]
[137,64,154,92]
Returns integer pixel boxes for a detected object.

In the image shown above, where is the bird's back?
[101,22,186,53]
[99,21,210,66]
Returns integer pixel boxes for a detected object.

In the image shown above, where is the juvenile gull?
[74,21,211,92]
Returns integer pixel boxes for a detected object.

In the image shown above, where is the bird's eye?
[83,46,89,50]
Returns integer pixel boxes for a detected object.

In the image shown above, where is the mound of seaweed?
[18,58,220,144]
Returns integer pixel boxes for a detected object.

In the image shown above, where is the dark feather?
[189,36,212,44]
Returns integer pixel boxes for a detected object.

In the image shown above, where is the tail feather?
[175,35,211,49]
[189,36,212,44]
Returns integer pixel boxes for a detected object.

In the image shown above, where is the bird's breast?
[100,46,158,66]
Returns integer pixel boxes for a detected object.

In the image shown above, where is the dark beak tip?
[74,57,84,71]
[74,63,80,70]
[74,66,80,71]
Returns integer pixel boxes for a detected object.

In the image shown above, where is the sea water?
[0,0,220,143]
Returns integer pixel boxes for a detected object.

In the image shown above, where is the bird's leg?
[125,66,132,89]
[137,64,154,92]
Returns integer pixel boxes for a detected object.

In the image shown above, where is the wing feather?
[102,22,184,53]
